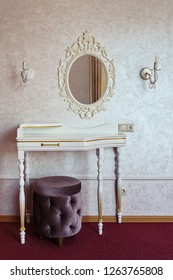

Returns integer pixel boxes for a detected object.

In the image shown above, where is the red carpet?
[0,222,173,260]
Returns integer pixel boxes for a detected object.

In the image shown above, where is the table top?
[17,123,126,142]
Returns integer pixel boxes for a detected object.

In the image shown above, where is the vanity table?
[16,123,126,244]
[16,32,126,244]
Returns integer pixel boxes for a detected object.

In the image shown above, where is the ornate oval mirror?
[58,31,115,119]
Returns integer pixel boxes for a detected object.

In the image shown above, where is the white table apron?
[16,124,126,244]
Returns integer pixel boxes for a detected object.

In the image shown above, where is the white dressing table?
[16,123,126,244]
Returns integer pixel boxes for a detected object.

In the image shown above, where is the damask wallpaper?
[0,0,173,216]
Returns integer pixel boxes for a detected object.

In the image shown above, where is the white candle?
[154,57,158,70]
[23,61,26,69]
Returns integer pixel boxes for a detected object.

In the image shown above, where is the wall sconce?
[21,61,34,85]
[139,57,160,89]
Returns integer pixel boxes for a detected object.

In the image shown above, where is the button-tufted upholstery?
[33,176,82,245]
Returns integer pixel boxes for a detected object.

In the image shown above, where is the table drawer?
[17,141,79,151]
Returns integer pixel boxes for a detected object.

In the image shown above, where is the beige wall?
[0,0,173,216]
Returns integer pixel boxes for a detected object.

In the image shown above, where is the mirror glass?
[68,54,108,104]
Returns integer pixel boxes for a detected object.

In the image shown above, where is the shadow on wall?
[0,126,19,175]
[0,126,18,144]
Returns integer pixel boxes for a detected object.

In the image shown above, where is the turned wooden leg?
[117,147,122,223]
[18,150,26,244]
[96,148,104,235]
[25,152,31,224]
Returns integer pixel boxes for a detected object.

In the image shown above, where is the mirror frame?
[58,31,115,119]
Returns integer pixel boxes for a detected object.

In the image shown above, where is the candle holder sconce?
[140,58,160,89]
[21,61,34,85]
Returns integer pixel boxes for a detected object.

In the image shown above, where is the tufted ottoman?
[33,176,82,246]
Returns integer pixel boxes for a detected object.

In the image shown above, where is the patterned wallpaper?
[0,0,173,216]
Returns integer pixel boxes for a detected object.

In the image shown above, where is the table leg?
[96,148,104,235]
[117,147,122,223]
[18,150,26,244]
[25,152,30,223]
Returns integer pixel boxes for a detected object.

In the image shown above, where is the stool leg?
[58,237,64,246]
[54,237,64,246]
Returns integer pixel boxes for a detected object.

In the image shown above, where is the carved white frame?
[58,31,115,119]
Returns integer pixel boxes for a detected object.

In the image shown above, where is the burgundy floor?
[0,222,173,260]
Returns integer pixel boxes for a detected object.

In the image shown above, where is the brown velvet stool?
[33,176,82,246]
